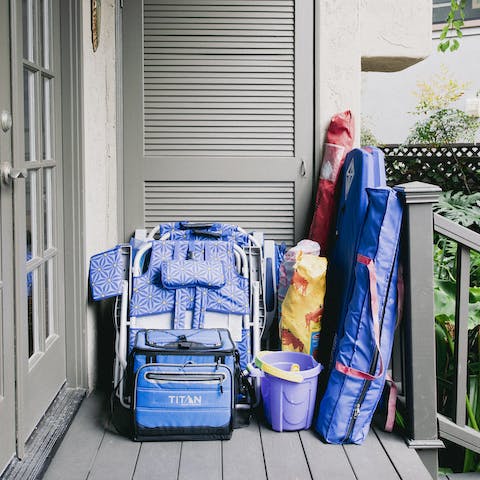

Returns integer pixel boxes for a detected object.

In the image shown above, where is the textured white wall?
[360,0,432,72]
[316,0,361,151]
[362,30,480,144]
[82,0,118,390]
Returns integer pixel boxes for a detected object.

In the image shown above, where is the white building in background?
[362,0,480,145]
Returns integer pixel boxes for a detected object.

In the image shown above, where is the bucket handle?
[254,351,304,383]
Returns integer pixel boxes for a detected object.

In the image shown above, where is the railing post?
[394,181,444,479]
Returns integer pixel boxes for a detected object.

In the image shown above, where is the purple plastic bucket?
[260,351,322,432]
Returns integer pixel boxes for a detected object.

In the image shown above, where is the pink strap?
[335,360,380,381]
[335,254,384,380]
[384,374,398,432]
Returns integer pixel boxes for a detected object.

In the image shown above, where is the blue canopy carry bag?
[316,187,403,444]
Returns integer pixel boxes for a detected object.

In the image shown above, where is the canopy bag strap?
[335,254,384,382]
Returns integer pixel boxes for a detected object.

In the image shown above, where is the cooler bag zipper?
[144,372,227,393]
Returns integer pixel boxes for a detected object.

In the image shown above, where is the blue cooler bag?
[132,328,236,441]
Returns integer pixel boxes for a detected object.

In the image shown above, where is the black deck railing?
[392,181,480,479]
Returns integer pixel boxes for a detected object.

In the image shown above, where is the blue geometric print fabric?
[89,246,125,300]
[161,260,226,289]
[130,240,249,319]
[159,222,250,247]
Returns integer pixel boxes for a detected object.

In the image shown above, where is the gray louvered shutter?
[143,0,294,157]
[123,0,313,244]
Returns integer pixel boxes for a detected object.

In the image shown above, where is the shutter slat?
[144,17,293,24]
[145,91,293,97]
[144,115,293,121]
[145,131,292,137]
[145,121,293,127]
[143,36,293,43]
[144,181,294,244]
[144,54,294,61]
[144,0,293,7]
[144,72,293,80]
[145,83,293,90]
[144,29,293,36]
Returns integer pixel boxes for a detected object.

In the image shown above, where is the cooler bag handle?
[179,221,215,229]
[335,254,384,382]
[145,331,219,351]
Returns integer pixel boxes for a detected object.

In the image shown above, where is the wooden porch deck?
[43,392,433,480]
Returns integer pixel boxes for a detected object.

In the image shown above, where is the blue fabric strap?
[174,290,186,328]
[173,242,189,328]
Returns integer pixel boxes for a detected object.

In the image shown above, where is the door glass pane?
[22,0,34,61]
[27,268,38,357]
[43,168,53,250]
[44,260,53,339]
[26,171,37,259]
[23,68,36,162]
[42,77,52,160]
[40,0,50,69]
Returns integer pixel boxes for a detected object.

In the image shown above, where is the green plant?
[434,191,480,473]
[438,0,466,53]
[406,67,480,146]
[435,191,480,232]
[406,109,480,145]
[360,125,379,147]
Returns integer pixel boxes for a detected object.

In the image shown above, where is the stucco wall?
[83,0,118,389]
[316,0,361,154]
[362,29,480,144]
[360,0,432,72]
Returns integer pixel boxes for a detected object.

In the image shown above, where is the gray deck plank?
[42,392,106,480]
[223,419,267,480]
[299,429,356,480]
[374,428,432,480]
[42,390,436,480]
[133,442,181,480]
[260,423,312,480]
[343,429,401,480]
[178,441,222,480]
[87,430,141,480]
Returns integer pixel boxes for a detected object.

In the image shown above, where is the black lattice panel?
[382,144,480,194]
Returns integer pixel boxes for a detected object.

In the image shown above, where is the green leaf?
[436,322,449,376]
[468,362,480,374]
[450,40,460,52]
[469,302,480,329]
[435,280,457,318]
[434,191,480,228]
[438,41,450,53]
[471,287,480,304]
